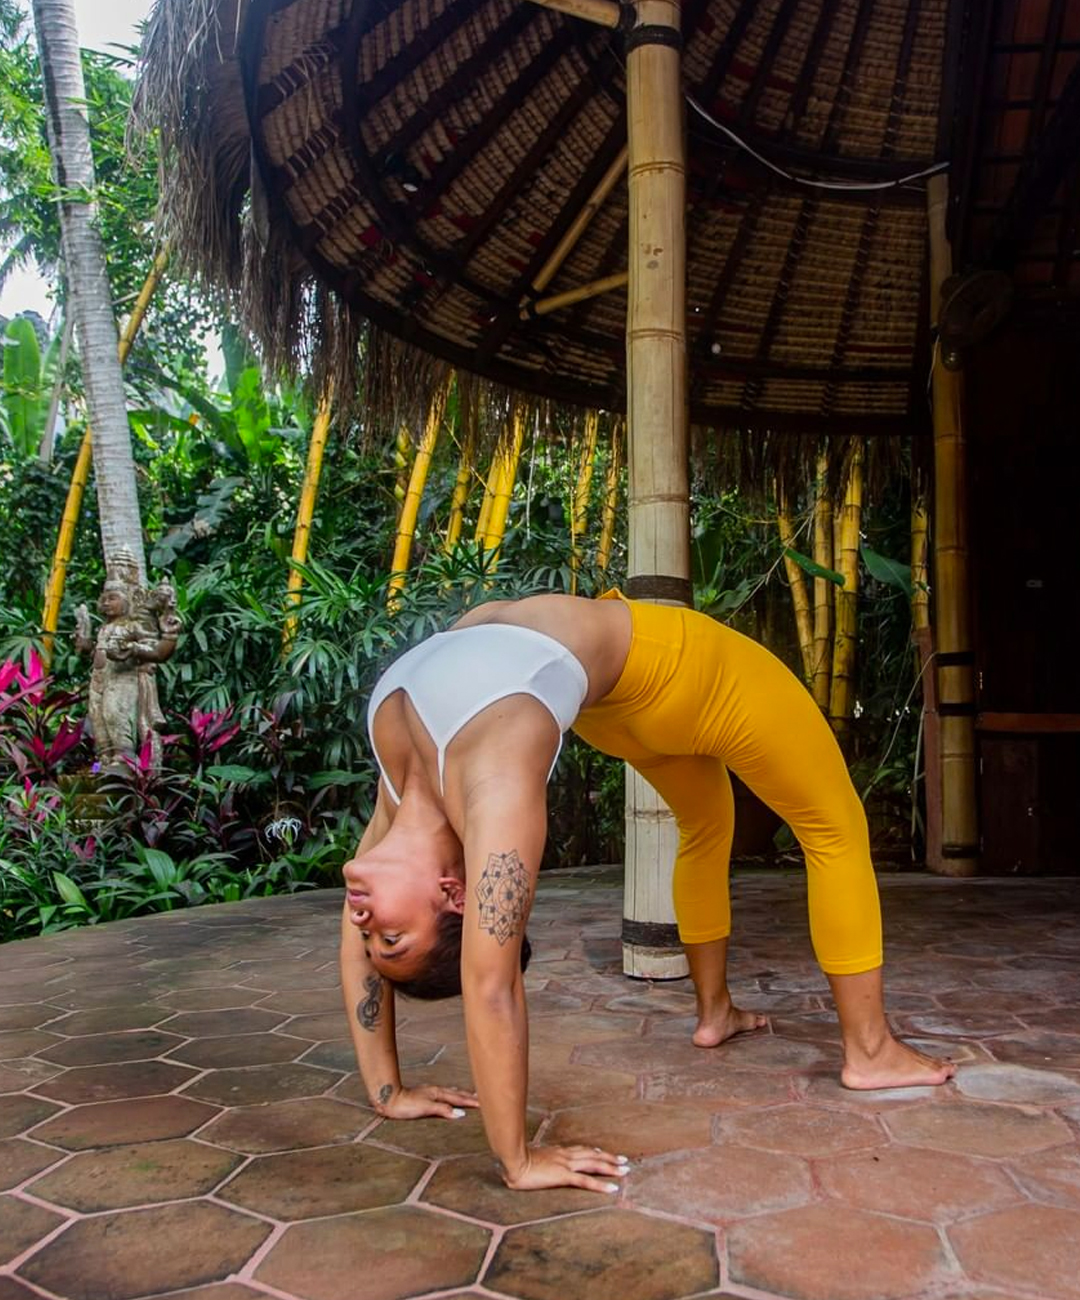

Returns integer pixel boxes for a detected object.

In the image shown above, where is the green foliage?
[0,315,61,456]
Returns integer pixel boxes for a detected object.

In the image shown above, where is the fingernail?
[604,1182,620,1194]
[612,1167,628,1177]
[450,1107,466,1118]
[617,1155,630,1163]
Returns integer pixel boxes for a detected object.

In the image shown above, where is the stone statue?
[74,554,182,769]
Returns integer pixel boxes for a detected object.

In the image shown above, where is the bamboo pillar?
[811,454,834,710]
[569,410,600,593]
[911,490,942,863]
[283,394,334,650]
[392,425,413,521]
[445,377,475,552]
[777,489,814,683]
[388,374,451,606]
[41,243,171,665]
[926,174,978,875]
[482,406,527,568]
[622,0,690,980]
[829,442,864,738]
[596,417,623,572]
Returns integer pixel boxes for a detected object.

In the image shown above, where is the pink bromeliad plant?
[0,651,87,782]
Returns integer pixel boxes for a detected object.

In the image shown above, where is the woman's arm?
[339,786,476,1120]
[460,773,627,1192]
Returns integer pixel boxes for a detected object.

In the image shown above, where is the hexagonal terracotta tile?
[45,1005,169,1034]
[716,1103,885,1157]
[0,1004,66,1031]
[986,1031,1080,1070]
[181,1063,339,1106]
[423,1153,602,1224]
[628,1143,811,1222]
[370,1107,542,1159]
[257,988,344,1015]
[36,1059,197,1105]
[639,1065,793,1108]
[0,1058,62,1091]
[955,1063,1080,1106]
[256,1205,490,1300]
[486,1208,717,1300]
[0,1139,66,1191]
[1008,1145,1080,1209]
[0,1275,51,1299]
[729,1202,950,1300]
[158,1008,288,1037]
[28,1138,242,1212]
[815,1145,1019,1222]
[526,1060,638,1110]
[198,1097,369,1153]
[950,1204,1080,1299]
[152,987,267,1011]
[544,1102,714,1159]
[0,1030,61,1060]
[169,1032,309,1069]
[886,1099,1073,1157]
[16,1200,270,1300]
[36,1029,186,1066]
[218,1142,426,1218]
[0,1195,66,1263]
[0,1094,61,1139]
[130,1287,266,1300]
[30,1095,219,1150]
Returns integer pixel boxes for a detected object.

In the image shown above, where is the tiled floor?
[2,868,1080,1300]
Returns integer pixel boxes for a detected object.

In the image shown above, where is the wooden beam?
[528,0,622,28]
[977,713,1080,734]
[529,148,629,297]
[522,270,628,318]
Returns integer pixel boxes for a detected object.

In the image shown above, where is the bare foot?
[692,1003,769,1049]
[841,1035,956,1090]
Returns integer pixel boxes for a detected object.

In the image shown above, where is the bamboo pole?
[911,494,930,631]
[596,416,623,572]
[481,406,527,569]
[927,173,979,876]
[388,374,451,606]
[524,147,629,303]
[569,410,600,594]
[623,0,690,980]
[473,451,501,545]
[41,243,172,665]
[811,453,834,710]
[911,490,942,864]
[829,442,864,738]
[283,394,334,650]
[522,271,629,320]
[392,424,412,521]
[777,488,814,683]
[445,376,475,552]
[527,0,622,27]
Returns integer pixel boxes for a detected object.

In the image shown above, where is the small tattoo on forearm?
[377,1083,393,1105]
[357,974,383,1031]
[475,849,530,946]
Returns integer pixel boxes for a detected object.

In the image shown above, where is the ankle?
[842,1024,893,1062]
[696,991,734,1020]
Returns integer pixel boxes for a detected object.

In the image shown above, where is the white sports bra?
[366,623,590,803]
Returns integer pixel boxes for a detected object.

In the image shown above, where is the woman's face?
[344,858,457,977]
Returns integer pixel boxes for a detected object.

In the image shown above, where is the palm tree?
[29,0,146,581]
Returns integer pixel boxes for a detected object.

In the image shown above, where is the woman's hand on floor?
[376,1084,479,1120]
[501,1144,630,1193]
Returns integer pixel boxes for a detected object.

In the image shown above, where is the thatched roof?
[133,0,1080,442]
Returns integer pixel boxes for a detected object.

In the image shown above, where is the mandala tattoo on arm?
[475,850,530,946]
[357,973,383,1031]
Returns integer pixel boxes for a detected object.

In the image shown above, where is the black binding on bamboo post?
[624,24,682,52]
[622,919,682,946]
[625,575,694,604]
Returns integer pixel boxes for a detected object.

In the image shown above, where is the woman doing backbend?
[339,591,954,1194]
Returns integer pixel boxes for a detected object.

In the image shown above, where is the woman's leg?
[829,967,954,1088]
[634,755,766,1047]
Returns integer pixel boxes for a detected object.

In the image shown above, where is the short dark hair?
[389,911,532,1000]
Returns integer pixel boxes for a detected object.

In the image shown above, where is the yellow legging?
[573,593,882,975]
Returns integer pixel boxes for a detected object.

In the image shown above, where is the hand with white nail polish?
[374,1083,479,1121]
[501,1144,630,1194]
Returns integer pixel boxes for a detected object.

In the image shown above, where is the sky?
[0,0,155,322]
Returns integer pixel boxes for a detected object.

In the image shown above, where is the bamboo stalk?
[829,442,864,738]
[388,373,451,606]
[527,147,629,300]
[623,0,689,980]
[596,416,623,572]
[482,406,527,569]
[473,451,501,544]
[445,375,475,552]
[911,493,930,631]
[522,271,628,320]
[527,0,622,27]
[811,453,834,710]
[392,423,413,521]
[283,394,334,650]
[569,410,600,594]
[41,243,172,665]
[927,172,978,875]
[777,488,814,683]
